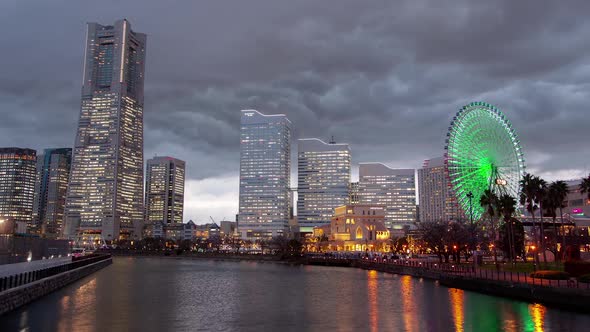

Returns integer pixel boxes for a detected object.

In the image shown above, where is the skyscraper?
[145,156,186,225]
[349,182,360,205]
[64,19,146,241]
[32,148,72,237]
[297,138,351,232]
[0,148,37,227]
[238,110,291,238]
[417,157,463,222]
[358,163,416,230]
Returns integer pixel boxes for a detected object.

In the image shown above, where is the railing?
[0,254,111,292]
[307,255,590,290]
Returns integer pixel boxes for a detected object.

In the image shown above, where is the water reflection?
[448,288,464,332]
[58,278,97,332]
[367,270,378,332]
[1,258,589,332]
[529,303,546,332]
[400,275,417,332]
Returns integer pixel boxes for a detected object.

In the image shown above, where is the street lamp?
[466,191,474,225]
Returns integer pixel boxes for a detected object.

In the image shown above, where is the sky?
[1,0,589,224]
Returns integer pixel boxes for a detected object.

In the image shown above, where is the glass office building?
[32,148,72,237]
[64,19,146,241]
[145,156,186,225]
[358,163,416,230]
[417,157,464,222]
[0,148,37,227]
[238,110,291,238]
[297,138,351,231]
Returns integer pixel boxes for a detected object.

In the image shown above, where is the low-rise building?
[313,204,391,252]
[143,220,196,241]
[195,223,221,239]
[220,220,237,237]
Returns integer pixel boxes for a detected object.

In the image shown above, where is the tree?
[580,174,590,200]
[288,239,303,254]
[391,236,409,253]
[208,235,222,252]
[535,177,548,263]
[480,189,499,265]
[520,174,548,263]
[270,236,290,254]
[499,218,524,261]
[418,221,469,263]
[179,239,192,251]
[418,221,451,263]
[546,181,569,261]
[498,194,517,263]
[520,174,539,262]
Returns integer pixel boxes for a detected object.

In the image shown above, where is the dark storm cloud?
[0,0,589,184]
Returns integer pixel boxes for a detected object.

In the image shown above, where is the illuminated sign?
[572,208,583,214]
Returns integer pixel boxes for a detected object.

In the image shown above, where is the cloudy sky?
[1,0,588,223]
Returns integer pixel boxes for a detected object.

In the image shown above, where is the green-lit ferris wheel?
[444,102,526,221]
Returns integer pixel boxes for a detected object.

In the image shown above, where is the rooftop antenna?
[329,135,336,144]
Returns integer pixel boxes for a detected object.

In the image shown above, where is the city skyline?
[1,1,589,223]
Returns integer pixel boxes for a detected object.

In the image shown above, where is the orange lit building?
[313,204,391,252]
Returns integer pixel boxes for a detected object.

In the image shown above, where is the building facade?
[32,148,72,237]
[358,163,416,230]
[0,148,37,228]
[238,110,291,238]
[64,19,146,241]
[565,179,590,218]
[349,182,360,205]
[145,156,185,225]
[315,204,390,252]
[417,157,463,222]
[297,138,351,232]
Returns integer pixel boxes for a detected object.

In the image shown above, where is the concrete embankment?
[0,256,112,315]
[353,260,590,313]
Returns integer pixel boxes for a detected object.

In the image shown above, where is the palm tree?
[520,174,539,262]
[534,176,548,263]
[498,194,517,263]
[581,174,590,200]
[548,181,569,260]
[480,189,499,265]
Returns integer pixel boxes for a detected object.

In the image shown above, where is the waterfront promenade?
[0,257,71,278]
[0,254,112,314]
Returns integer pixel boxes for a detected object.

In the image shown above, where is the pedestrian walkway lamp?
[466,191,474,225]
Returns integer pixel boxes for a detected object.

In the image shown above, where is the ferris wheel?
[444,102,526,221]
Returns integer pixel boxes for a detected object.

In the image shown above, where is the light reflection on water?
[401,275,417,332]
[449,288,464,332]
[366,270,378,332]
[1,257,588,332]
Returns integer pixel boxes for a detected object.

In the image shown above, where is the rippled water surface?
[2,257,589,331]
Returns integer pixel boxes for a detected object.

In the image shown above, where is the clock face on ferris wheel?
[445,102,526,221]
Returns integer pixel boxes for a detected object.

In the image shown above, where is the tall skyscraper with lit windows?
[358,163,416,230]
[33,148,72,237]
[417,157,463,222]
[64,19,146,241]
[297,138,351,232]
[238,110,291,238]
[145,156,185,225]
[0,148,37,227]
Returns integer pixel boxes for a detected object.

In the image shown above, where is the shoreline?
[106,251,590,313]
